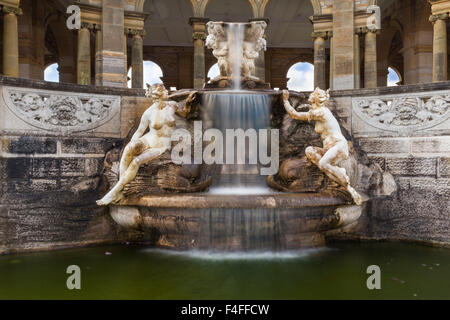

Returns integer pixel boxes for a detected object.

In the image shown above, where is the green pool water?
[0,242,449,300]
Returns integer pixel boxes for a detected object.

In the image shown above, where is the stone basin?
[110,193,364,251]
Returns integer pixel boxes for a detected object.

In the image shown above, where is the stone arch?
[135,0,146,11]
[310,0,321,15]
[190,0,210,17]
[44,63,59,82]
[245,0,322,17]
[268,51,314,89]
[127,60,163,88]
[206,62,219,80]
[387,66,402,86]
[247,0,270,18]
[205,0,253,21]
[46,13,76,83]
[286,61,315,91]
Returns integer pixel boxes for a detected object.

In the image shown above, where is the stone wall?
[0,76,149,254]
[1,76,449,253]
[329,82,450,246]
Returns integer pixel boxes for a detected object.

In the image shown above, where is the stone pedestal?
[431,14,448,82]
[77,24,92,85]
[2,6,21,78]
[189,17,209,89]
[313,32,327,90]
[131,32,144,89]
[364,29,378,88]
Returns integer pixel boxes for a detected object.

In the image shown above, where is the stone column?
[2,6,22,77]
[189,17,209,89]
[332,0,355,90]
[329,34,334,89]
[95,26,102,86]
[430,13,448,82]
[101,0,126,87]
[124,33,128,84]
[354,31,361,89]
[77,23,92,85]
[131,30,144,89]
[364,28,378,88]
[312,31,327,90]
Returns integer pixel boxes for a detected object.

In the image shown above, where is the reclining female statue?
[282,88,362,205]
[97,84,196,205]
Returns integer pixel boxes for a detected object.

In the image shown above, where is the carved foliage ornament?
[353,93,450,132]
[3,86,120,132]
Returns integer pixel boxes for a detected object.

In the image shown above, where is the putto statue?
[206,22,229,77]
[242,21,267,80]
[97,84,197,205]
[282,88,363,205]
[205,21,267,81]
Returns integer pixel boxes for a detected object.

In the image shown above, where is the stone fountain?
[97,21,396,251]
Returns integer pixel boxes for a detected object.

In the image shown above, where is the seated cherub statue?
[97,84,196,205]
[282,88,362,205]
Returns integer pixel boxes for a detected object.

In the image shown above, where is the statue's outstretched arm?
[176,91,197,118]
[282,90,310,121]
[131,113,150,142]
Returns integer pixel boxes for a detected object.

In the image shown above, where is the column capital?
[311,31,328,40]
[126,28,146,37]
[1,5,22,16]
[190,17,208,41]
[429,13,449,23]
[80,22,96,30]
[359,27,380,35]
[192,32,207,41]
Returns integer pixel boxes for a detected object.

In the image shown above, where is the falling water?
[227,23,245,90]
[203,91,272,195]
[199,208,285,251]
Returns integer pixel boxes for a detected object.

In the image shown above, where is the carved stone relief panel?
[1,86,121,134]
[352,91,450,136]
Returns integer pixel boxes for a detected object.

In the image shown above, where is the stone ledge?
[330,81,450,97]
[0,75,145,97]
[120,193,351,209]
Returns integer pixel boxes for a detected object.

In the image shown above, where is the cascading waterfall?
[198,208,284,251]
[202,91,272,195]
[226,23,245,90]
[200,91,283,250]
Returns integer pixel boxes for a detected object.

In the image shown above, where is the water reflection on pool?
[0,243,448,300]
